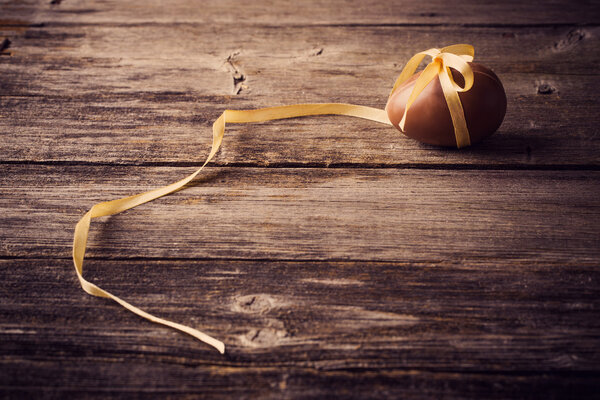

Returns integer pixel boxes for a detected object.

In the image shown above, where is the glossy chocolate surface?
[386,62,507,147]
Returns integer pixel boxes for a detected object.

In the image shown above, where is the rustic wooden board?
[3,0,599,25]
[1,23,599,166]
[1,74,599,166]
[1,258,599,398]
[0,165,598,262]
[1,0,599,398]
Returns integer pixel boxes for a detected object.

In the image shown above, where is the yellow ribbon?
[73,45,475,354]
[389,44,474,148]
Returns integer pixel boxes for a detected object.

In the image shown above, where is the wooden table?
[1,0,599,398]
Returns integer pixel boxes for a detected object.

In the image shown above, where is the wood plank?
[1,74,597,166]
[1,0,599,397]
[1,23,599,165]
[1,165,598,262]
[4,22,599,81]
[3,0,599,26]
[1,258,599,398]
[4,257,600,366]
[2,361,597,399]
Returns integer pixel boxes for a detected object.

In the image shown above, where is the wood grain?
[1,258,599,398]
[1,23,599,166]
[1,0,599,398]
[1,165,598,262]
[4,0,600,25]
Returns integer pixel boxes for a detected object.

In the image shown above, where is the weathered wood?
[1,76,598,166]
[2,362,597,399]
[3,257,600,371]
[3,0,599,26]
[1,21,598,165]
[1,0,599,397]
[3,22,599,82]
[0,165,598,262]
[1,258,599,398]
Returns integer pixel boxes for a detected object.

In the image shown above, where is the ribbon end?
[216,342,226,354]
[399,113,407,133]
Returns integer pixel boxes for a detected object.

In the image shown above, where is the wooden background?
[1,0,599,398]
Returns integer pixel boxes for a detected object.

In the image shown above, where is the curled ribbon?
[73,44,475,354]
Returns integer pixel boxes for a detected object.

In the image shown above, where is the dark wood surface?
[1,0,599,398]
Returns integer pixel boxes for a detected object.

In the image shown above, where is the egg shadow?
[413,128,548,165]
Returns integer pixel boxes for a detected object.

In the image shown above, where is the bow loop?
[440,43,475,60]
[437,52,474,93]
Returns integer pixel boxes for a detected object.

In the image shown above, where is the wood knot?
[0,38,11,56]
[553,29,587,52]
[309,47,324,56]
[232,294,275,314]
[223,51,247,95]
[239,328,287,348]
[537,83,556,95]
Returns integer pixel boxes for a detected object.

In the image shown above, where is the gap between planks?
[1,160,599,170]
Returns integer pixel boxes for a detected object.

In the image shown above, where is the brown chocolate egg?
[386,62,507,147]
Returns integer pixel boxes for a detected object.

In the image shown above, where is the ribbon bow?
[389,44,475,148]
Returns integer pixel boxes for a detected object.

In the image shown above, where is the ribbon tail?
[438,69,471,148]
[72,112,228,354]
[72,103,390,353]
[399,61,440,132]
[389,52,428,97]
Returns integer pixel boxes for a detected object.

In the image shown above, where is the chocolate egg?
[386,62,507,147]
